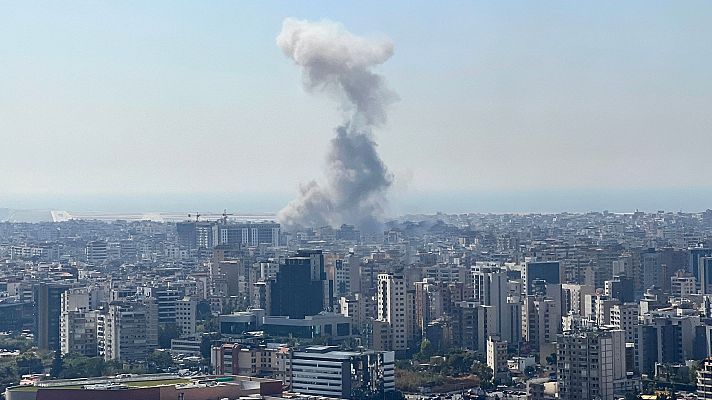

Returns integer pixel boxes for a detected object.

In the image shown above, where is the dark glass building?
[34,283,69,350]
[524,261,561,295]
[269,250,332,319]
[690,247,712,281]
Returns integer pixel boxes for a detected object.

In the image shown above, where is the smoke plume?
[276,18,397,233]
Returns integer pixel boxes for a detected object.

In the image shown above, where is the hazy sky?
[1,1,711,213]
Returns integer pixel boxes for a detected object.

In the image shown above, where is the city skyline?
[4,3,712,397]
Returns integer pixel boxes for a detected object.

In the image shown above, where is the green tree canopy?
[158,323,180,349]
[147,350,173,372]
[15,352,43,374]
[419,339,435,360]
[60,353,107,379]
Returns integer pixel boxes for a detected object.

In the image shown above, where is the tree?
[15,352,44,374]
[689,361,700,384]
[545,353,557,366]
[202,316,219,333]
[147,350,173,372]
[60,354,107,378]
[105,359,125,376]
[50,350,63,377]
[523,365,536,377]
[418,339,435,360]
[446,351,476,375]
[0,362,20,394]
[158,323,180,349]
[200,332,222,358]
[196,301,212,321]
[471,362,493,388]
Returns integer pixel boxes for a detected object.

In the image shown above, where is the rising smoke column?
[276,18,397,233]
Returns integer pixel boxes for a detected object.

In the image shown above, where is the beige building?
[97,299,158,362]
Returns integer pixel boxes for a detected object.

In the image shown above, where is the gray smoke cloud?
[276,18,397,233]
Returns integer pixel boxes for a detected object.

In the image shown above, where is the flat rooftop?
[6,373,277,393]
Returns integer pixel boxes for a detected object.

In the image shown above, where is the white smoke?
[276,18,397,233]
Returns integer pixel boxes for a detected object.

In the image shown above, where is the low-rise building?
[289,346,395,399]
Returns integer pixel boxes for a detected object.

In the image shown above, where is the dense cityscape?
[3,1,711,400]
[0,210,712,399]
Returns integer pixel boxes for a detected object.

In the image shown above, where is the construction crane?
[187,210,234,223]
[220,209,234,224]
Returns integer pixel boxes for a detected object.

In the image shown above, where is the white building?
[609,303,639,344]
[60,288,98,356]
[60,309,98,356]
[487,336,508,382]
[175,297,197,337]
[671,271,696,298]
[290,346,395,398]
[376,273,409,353]
[340,294,368,334]
[472,265,521,344]
[85,240,108,264]
[561,283,595,316]
[698,357,712,399]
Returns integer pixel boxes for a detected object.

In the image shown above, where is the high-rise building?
[561,283,595,316]
[139,284,182,324]
[671,271,696,297]
[269,250,331,319]
[523,261,561,295]
[701,257,712,295]
[60,287,97,356]
[34,283,70,351]
[97,299,159,361]
[340,294,367,334]
[334,259,351,296]
[85,240,108,264]
[698,357,712,399]
[214,221,281,247]
[252,281,271,312]
[210,342,286,377]
[640,249,663,291]
[177,221,216,250]
[609,303,639,344]
[60,309,98,357]
[604,276,634,303]
[557,328,626,400]
[177,221,280,249]
[414,279,443,338]
[451,301,479,351]
[584,294,620,326]
[472,265,520,344]
[690,247,712,282]
[522,285,562,357]
[637,314,701,375]
[487,335,508,383]
[175,297,196,337]
[210,260,243,297]
[376,273,410,353]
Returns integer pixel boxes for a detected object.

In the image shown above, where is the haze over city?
[2,1,712,215]
[6,3,712,400]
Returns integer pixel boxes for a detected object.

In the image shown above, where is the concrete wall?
[36,387,159,400]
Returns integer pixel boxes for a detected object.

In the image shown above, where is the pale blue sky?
[1,1,711,213]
